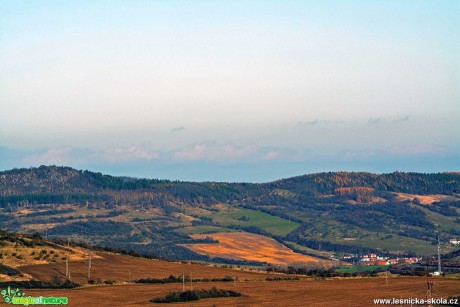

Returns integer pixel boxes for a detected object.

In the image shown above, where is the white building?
[449,239,460,245]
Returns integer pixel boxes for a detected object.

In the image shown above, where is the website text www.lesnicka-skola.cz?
[373,297,458,305]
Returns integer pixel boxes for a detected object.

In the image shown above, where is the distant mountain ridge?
[1,165,458,196]
[0,166,459,262]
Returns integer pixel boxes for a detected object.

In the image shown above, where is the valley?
[1,212,460,306]
[1,167,459,266]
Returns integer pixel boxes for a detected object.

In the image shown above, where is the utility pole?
[190,271,193,291]
[425,279,433,306]
[425,239,428,274]
[437,236,442,274]
[88,253,92,279]
[385,270,388,284]
[65,257,69,278]
[182,273,185,292]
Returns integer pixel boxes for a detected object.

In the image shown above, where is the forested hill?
[0,166,169,195]
[1,165,458,198]
[0,166,459,260]
[268,172,459,195]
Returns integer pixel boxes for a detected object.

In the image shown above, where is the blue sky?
[1,1,459,182]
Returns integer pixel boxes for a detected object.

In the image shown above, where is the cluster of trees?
[151,288,241,303]
[0,264,21,276]
[0,278,79,289]
[266,266,388,278]
[48,221,133,236]
[427,201,460,217]
[283,235,384,255]
[389,266,430,276]
[0,230,48,248]
[135,275,236,284]
[331,202,433,230]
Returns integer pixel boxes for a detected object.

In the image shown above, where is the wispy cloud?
[171,126,185,132]
[22,145,161,165]
[173,143,260,161]
[15,144,299,166]
[386,144,445,155]
[23,147,69,165]
[339,144,447,161]
[22,147,84,165]
[367,117,382,125]
[299,119,319,126]
[262,150,281,160]
[172,143,304,162]
[3,140,456,181]
[340,149,377,160]
[102,146,160,162]
[393,115,410,123]
[297,119,344,126]
[298,116,411,127]
[367,115,411,125]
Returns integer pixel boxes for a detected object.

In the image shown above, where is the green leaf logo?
[1,286,26,304]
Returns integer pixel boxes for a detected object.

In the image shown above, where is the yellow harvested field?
[184,232,322,266]
[395,193,453,205]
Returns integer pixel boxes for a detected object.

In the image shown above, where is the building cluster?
[342,253,421,266]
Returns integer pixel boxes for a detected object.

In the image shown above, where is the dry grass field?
[22,277,460,306]
[183,232,322,266]
[394,193,454,205]
[0,237,94,268]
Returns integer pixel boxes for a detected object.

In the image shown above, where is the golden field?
[183,232,322,266]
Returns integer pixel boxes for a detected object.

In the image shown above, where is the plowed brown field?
[19,252,276,284]
[13,249,460,306]
[22,277,460,306]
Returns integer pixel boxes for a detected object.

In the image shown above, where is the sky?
[1,0,459,182]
